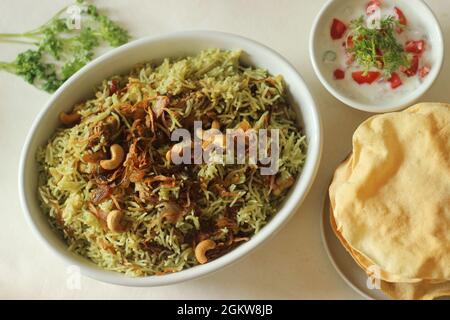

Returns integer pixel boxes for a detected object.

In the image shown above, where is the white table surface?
[0,0,448,300]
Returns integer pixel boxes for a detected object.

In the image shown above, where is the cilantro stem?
[0,5,69,39]
[0,32,41,39]
[0,38,38,45]
[0,61,16,73]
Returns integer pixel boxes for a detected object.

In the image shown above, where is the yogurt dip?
[320,0,433,105]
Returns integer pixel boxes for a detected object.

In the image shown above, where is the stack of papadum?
[329,103,450,300]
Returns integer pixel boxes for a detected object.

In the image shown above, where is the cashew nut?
[166,143,182,162]
[160,201,183,223]
[165,149,172,162]
[212,134,225,149]
[195,239,216,264]
[239,119,251,132]
[106,210,125,233]
[272,176,295,196]
[202,133,225,150]
[59,111,81,126]
[105,115,119,129]
[196,122,225,150]
[211,120,220,129]
[100,144,125,170]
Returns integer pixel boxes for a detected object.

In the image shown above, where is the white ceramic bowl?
[19,31,322,287]
[310,0,444,113]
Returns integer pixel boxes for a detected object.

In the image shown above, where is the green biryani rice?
[37,49,307,276]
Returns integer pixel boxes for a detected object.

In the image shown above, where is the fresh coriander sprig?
[347,15,410,77]
[0,0,130,92]
[0,49,62,92]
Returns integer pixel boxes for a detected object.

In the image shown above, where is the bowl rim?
[309,0,445,113]
[18,30,323,287]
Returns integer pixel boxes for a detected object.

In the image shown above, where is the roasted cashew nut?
[59,111,81,126]
[272,176,295,196]
[165,150,172,162]
[211,120,220,129]
[166,143,182,162]
[105,115,119,129]
[100,144,125,170]
[160,201,183,223]
[239,119,251,131]
[195,122,225,150]
[195,239,216,264]
[106,210,124,233]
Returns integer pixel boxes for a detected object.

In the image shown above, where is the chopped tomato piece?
[395,7,407,25]
[366,0,381,15]
[419,66,430,78]
[331,18,347,40]
[405,40,426,54]
[334,69,345,80]
[388,72,402,89]
[109,80,118,96]
[352,71,380,84]
[395,7,407,33]
[346,35,354,48]
[402,55,419,77]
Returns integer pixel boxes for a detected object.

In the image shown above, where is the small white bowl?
[310,0,444,113]
[18,31,322,287]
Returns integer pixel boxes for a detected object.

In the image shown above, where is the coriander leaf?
[42,73,63,92]
[48,18,69,34]
[14,49,47,83]
[95,15,129,47]
[347,15,410,76]
[76,27,100,51]
[61,52,91,80]
[39,30,64,59]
